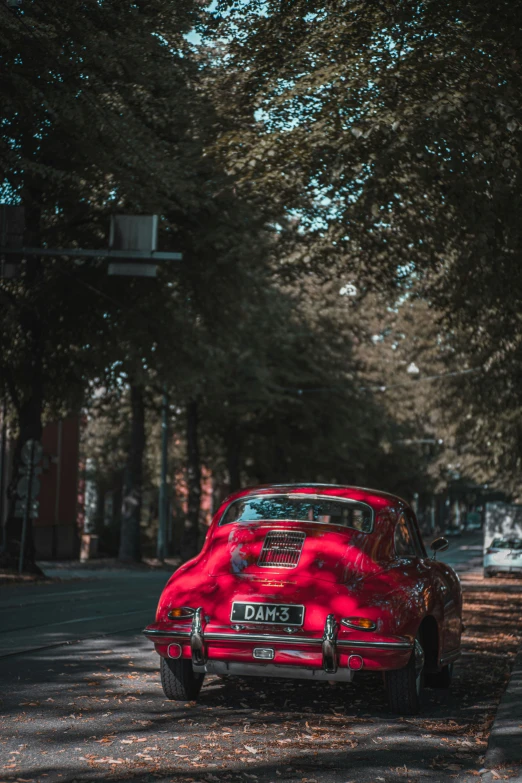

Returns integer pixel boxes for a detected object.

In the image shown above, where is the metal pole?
[0,391,7,551]
[18,440,35,574]
[455,498,461,531]
[52,420,63,558]
[157,387,169,560]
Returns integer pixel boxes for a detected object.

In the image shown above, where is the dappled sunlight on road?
[1,580,521,783]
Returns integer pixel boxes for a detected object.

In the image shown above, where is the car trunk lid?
[207,521,379,584]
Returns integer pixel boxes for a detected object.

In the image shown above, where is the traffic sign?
[14,499,39,519]
[21,439,42,466]
[16,475,41,499]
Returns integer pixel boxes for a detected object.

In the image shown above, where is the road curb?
[483,643,522,780]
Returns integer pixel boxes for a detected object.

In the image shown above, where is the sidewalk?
[458,567,522,783]
[481,644,522,782]
[0,556,180,584]
[39,555,179,571]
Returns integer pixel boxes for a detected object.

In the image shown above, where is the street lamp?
[407,362,420,377]
[0,207,182,278]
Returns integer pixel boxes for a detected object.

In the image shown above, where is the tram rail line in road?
[0,585,136,610]
[0,623,150,659]
[1,606,153,636]
[0,574,167,658]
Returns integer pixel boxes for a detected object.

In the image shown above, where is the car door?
[412,512,462,658]
[395,512,460,656]
[391,512,432,626]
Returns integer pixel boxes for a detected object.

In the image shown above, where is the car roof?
[223,483,409,513]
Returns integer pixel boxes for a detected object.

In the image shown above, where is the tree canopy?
[3,0,522,569]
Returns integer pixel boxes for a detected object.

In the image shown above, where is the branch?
[0,284,19,312]
[1,365,21,413]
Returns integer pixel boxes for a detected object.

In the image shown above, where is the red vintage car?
[144,484,462,714]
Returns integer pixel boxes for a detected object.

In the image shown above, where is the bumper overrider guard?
[190,607,206,665]
[322,613,338,674]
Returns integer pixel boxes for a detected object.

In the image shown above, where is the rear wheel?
[160,656,204,701]
[386,639,423,715]
[425,662,453,689]
[484,568,494,578]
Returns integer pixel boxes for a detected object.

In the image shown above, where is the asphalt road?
[0,532,483,659]
[437,531,483,573]
[0,530,518,783]
[0,571,170,658]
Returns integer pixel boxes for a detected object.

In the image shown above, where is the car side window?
[406,510,427,557]
[394,514,417,558]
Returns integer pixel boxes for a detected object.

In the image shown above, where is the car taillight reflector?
[348,655,364,670]
[168,607,195,620]
[167,644,182,659]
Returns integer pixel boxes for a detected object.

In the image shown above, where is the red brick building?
[33,416,81,559]
[0,416,82,559]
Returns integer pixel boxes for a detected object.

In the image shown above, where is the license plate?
[231,602,304,626]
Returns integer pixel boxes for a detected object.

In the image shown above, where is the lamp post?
[157,386,169,560]
[0,208,182,278]
[0,390,7,550]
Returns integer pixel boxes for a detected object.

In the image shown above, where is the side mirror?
[430,537,449,558]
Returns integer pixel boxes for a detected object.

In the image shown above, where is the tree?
[203,0,522,495]
[205,1,521,279]
[0,0,218,570]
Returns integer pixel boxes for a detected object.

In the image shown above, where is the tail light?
[341,617,377,631]
[168,607,195,620]
[348,655,364,670]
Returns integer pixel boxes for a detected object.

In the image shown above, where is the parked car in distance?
[484,537,522,577]
[144,484,463,715]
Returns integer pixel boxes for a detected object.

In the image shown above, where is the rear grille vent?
[257,530,306,568]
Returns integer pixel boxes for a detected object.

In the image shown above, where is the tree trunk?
[1,197,45,573]
[1,379,44,573]
[118,383,145,563]
[225,423,242,492]
[182,398,201,561]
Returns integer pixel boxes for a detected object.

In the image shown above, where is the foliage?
[7,0,522,566]
[202,0,522,495]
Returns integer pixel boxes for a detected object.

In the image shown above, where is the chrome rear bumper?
[143,609,412,676]
[143,627,411,650]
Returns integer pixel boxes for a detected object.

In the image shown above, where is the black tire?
[386,645,423,715]
[160,656,204,701]
[484,569,494,578]
[425,663,453,689]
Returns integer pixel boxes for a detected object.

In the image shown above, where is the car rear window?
[491,538,522,550]
[220,494,374,532]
